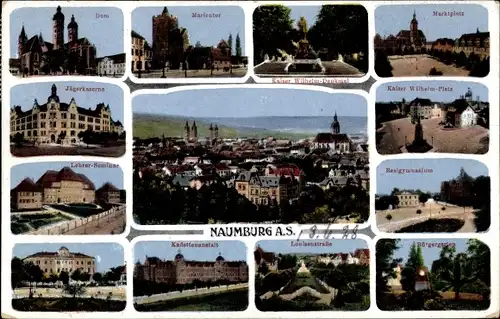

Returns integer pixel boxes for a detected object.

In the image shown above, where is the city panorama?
[133,88,369,225]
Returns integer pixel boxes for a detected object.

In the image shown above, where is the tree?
[78,129,93,147]
[59,271,70,285]
[418,193,430,205]
[466,239,490,288]
[401,243,425,291]
[307,5,368,58]
[431,245,474,300]
[385,214,392,222]
[64,283,86,298]
[375,239,401,298]
[227,33,233,56]
[13,132,24,147]
[11,257,26,288]
[375,50,393,77]
[253,5,293,64]
[195,41,202,48]
[71,269,83,282]
[235,33,242,58]
[76,56,88,75]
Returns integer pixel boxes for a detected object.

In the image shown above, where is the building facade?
[134,251,249,284]
[131,31,146,72]
[23,246,96,276]
[10,84,122,144]
[96,182,121,204]
[374,11,426,54]
[13,6,97,76]
[440,179,473,203]
[396,191,420,207]
[254,246,278,271]
[408,98,443,120]
[234,171,300,205]
[9,167,122,210]
[453,29,490,59]
[11,178,43,210]
[96,53,126,77]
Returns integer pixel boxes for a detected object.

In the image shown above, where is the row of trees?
[375,48,490,78]
[11,257,124,290]
[11,130,125,147]
[376,239,490,310]
[133,168,369,225]
[35,50,93,77]
[133,278,242,297]
[253,5,368,71]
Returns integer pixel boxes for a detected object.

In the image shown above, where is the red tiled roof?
[12,178,42,192]
[353,249,370,259]
[35,167,95,190]
[96,182,119,193]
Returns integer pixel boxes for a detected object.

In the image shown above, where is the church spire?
[413,10,416,19]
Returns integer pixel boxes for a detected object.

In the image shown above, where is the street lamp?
[161,56,166,78]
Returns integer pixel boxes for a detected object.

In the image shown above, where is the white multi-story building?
[97,53,126,77]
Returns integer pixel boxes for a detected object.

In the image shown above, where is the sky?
[133,89,367,118]
[132,6,246,54]
[257,239,368,254]
[10,6,124,58]
[377,159,488,195]
[375,4,488,41]
[11,161,124,190]
[134,241,247,263]
[392,239,472,270]
[11,81,124,122]
[377,81,488,103]
[287,6,322,27]
[13,243,124,273]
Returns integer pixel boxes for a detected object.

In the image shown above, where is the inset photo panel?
[132,87,369,226]
[133,240,249,311]
[375,81,489,155]
[10,81,126,157]
[376,238,491,311]
[254,238,370,311]
[8,5,125,78]
[131,6,247,80]
[10,161,126,235]
[11,242,126,312]
[374,4,490,78]
[253,4,368,78]
[375,158,490,234]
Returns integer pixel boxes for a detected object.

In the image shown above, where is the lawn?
[12,297,126,311]
[134,288,248,312]
[11,213,74,234]
[395,218,465,233]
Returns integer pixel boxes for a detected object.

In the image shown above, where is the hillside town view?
[11,244,126,312]
[255,240,370,311]
[376,84,489,154]
[10,83,125,157]
[132,89,369,225]
[374,6,490,77]
[10,162,126,235]
[9,6,125,77]
[376,159,490,233]
[131,7,248,78]
[376,239,490,310]
[133,241,248,311]
[253,5,368,77]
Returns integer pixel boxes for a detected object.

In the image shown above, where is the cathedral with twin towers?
[14,6,97,76]
[184,121,219,142]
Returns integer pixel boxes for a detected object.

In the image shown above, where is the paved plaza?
[389,55,470,77]
[13,286,126,301]
[377,117,489,154]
